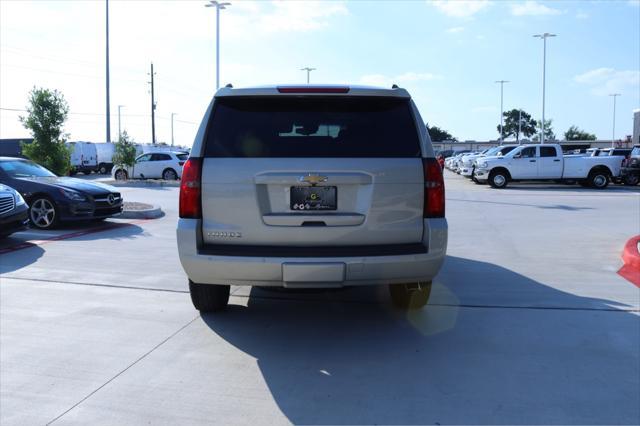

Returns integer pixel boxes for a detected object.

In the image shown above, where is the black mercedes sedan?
[0,183,29,238]
[0,157,123,229]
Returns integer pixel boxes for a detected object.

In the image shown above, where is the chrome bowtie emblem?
[299,174,328,186]
[107,194,116,205]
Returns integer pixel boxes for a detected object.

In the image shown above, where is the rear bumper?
[177,218,447,287]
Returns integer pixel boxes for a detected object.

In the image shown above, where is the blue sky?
[1,0,638,145]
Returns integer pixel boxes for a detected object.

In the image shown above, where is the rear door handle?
[529,160,536,162]
[553,159,561,162]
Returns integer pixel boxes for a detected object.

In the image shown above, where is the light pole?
[105,0,111,143]
[495,80,509,143]
[117,105,124,141]
[533,32,556,144]
[301,67,316,84]
[609,93,621,148]
[205,1,231,90]
[171,113,177,147]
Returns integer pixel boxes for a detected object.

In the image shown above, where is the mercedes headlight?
[60,189,87,201]
[14,190,26,206]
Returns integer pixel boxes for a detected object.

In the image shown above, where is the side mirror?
[513,153,522,159]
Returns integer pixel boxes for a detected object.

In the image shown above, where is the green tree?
[497,109,537,142]
[427,125,456,142]
[19,87,70,175]
[564,125,596,141]
[532,119,556,142]
[112,131,137,177]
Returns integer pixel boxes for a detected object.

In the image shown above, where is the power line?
[0,107,198,123]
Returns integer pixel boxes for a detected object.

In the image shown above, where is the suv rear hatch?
[199,94,425,247]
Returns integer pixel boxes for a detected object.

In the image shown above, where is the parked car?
[112,151,187,181]
[473,144,624,189]
[620,145,640,186]
[0,157,123,229]
[0,183,29,238]
[95,142,116,174]
[459,145,517,178]
[177,85,448,312]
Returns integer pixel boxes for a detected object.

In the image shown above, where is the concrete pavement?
[1,176,638,425]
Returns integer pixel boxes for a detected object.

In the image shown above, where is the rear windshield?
[204,97,421,158]
[176,153,188,160]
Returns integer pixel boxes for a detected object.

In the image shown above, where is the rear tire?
[162,168,178,181]
[588,170,609,189]
[189,281,230,312]
[115,169,128,181]
[488,170,509,188]
[389,282,432,310]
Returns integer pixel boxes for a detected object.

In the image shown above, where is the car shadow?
[0,241,44,274]
[201,256,639,424]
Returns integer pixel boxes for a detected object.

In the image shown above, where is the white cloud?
[576,11,589,19]
[574,68,640,96]
[255,1,349,33]
[510,1,563,16]
[359,72,441,87]
[430,0,490,18]
[446,26,465,33]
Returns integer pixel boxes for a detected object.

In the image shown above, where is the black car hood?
[15,177,118,195]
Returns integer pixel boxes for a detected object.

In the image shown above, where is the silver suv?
[177,85,447,312]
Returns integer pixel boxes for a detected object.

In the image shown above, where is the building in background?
[633,110,640,145]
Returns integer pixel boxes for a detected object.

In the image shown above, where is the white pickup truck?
[473,144,624,189]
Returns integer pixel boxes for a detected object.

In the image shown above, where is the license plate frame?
[290,186,337,211]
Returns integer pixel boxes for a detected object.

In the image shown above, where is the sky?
[1,0,639,146]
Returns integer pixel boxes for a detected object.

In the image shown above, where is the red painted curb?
[0,220,147,256]
[618,235,640,288]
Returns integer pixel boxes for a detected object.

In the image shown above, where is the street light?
[105,0,111,143]
[533,32,556,144]
[609,93,621,148]
[205,1,231,90]
[117,105,125,140]
[171,113,177,147]
[495,80,509,144]
[301,67,316,84]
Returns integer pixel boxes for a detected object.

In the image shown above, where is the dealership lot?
[1,174,639,425]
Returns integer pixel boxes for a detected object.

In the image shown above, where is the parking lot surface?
[1,174,639,425]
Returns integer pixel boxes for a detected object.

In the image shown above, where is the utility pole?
[117,105,124,141]
[495,80,509,144]
[609,93,621,148]
[301,67,316,84]
[205,1,231,90]
[533,32,556,144]
[171,113,176,146]
[105,0,111,143]
[149,63,157,145]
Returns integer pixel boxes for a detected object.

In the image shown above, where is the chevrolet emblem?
[299,174,328,186]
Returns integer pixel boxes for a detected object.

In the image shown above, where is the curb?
[618,235,640,288]
[119,205,164,220]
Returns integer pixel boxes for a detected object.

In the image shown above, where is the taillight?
[179,158,202,219]
[423,158,445,218]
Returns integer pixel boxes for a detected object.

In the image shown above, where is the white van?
[66,142,98,175]
[95,143,116,174]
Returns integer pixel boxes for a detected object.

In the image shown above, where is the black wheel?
[29,196,58,230]
[189,281,230,312]
[115,169,128,181]
[99,164,108,174]
[588,170,609,189]
[162,168,178,181]
[488,170,509,188]
[623,174,639,186]
[389,282,432,310]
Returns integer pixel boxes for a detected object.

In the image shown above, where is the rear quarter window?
[204,96,421,158]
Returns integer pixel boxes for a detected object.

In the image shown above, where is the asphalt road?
[1,174,638,425]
